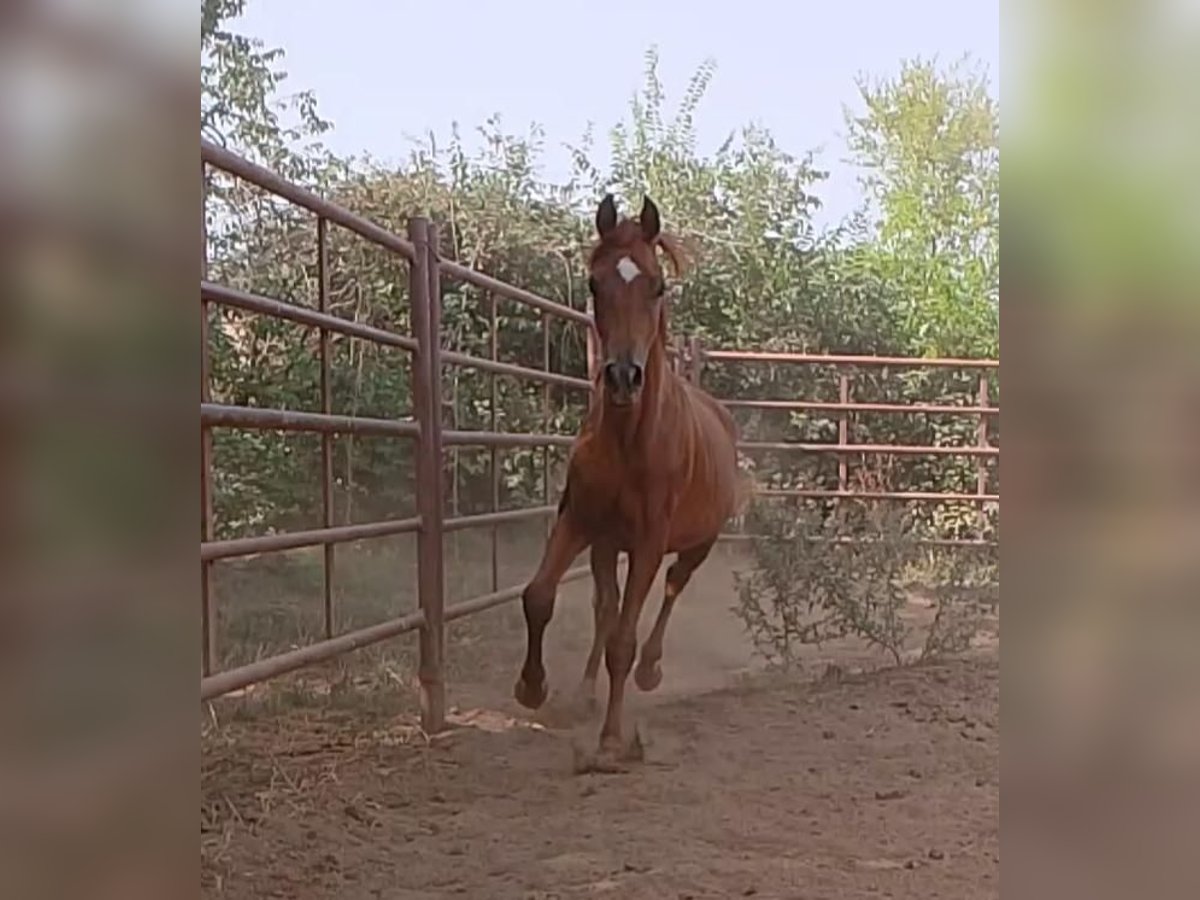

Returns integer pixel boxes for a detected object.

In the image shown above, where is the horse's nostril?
[603,360,643,394]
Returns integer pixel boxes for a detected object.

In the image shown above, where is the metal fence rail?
[200,141,999,722]
[692,345,999,545]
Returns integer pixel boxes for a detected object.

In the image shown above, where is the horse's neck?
[595,340,675,451]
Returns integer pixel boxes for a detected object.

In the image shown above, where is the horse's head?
[587,193,685,407]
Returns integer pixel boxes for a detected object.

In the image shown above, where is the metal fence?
[200,142,999,728]
[200,141,596,728]
[691,346,999,546]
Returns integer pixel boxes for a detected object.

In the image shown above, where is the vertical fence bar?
[200,162,215,677]
[837,373,850,492]
[427,223,447,730]
[317,217,335,639]
[489,291,499,593]
[408,217,445,733]
[542,312,552,537]
[976,372,990,539]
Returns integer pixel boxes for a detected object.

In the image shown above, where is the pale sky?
[235,0,998,228]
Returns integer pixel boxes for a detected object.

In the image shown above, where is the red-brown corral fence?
[200,141,999,729]
[694,346,999,547]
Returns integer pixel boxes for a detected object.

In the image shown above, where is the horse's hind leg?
[577,541,620,709]
[634,539,715,692]
[514,513,588,710]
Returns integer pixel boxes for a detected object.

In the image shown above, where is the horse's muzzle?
[603,359,644,405]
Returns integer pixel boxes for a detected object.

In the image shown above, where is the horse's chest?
[570,465,655,534]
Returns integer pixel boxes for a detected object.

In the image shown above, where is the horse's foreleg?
[514,513,588,710]
[599,538,665,755]
[635,539,715,692]
[578,541,620,708]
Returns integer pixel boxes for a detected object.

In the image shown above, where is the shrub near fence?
[696,349,1000,668]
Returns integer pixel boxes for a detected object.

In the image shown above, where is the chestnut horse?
[514,193,742,762]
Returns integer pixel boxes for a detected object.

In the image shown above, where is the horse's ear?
[596,194,618,238]
[640,195,661,242]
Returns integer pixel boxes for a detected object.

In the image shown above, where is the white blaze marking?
[616,256,641,283]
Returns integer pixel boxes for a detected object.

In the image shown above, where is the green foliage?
[734,499,917,667]
[846,56,1000,357]
[200,4,999,548]
[567,48,833,350]
[201,0,331,174]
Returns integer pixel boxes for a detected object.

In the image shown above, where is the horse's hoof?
[573,744,628,775]
[514,676,548,710]
[575,727,644,773]
[634,660,662,692]
[574,738,628,774]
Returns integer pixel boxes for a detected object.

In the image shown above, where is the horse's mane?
[655,230,690,280]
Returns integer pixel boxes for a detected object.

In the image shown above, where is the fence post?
[837,374,850,493]
[200,161,215,676]
[976,372,990,539]
[408,217,446,733]
[317,217,335,640]
[488,291,499,593]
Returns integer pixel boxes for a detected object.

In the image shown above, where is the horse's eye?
[587,276,598,295]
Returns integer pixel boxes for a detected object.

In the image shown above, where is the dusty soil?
[202,547,998,899]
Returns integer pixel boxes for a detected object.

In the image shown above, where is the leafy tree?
[846,56,999,358]
[572,47,829,347]
[201,0,331,174]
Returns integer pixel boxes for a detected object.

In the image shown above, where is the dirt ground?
[202,546,999,899]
